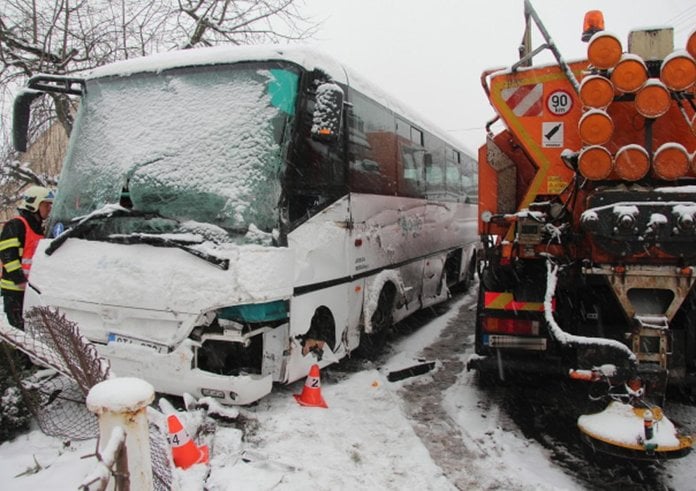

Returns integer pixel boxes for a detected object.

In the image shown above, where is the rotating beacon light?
[582,10,605,42]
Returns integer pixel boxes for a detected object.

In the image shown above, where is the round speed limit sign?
[546,90,573,115]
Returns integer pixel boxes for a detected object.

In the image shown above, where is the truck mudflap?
[99,339,272,405]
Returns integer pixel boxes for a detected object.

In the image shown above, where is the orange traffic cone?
[166,413,210,469]
[294,364,328,408]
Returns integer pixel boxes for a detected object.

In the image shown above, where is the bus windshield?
[51,62,300,244]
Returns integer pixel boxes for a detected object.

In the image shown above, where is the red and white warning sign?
[501,83,543,117]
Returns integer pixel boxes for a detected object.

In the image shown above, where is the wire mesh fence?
[24,371,100,440]
[1,306,109,440]
[0,306,172,489]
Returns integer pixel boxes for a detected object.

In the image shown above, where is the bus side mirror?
[13,89,44,152]
[311,82,344,143]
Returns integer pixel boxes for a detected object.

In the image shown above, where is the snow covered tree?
[0,0,317,209]
[0,347,32,442]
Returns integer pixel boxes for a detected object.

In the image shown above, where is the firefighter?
[0,186,54,329]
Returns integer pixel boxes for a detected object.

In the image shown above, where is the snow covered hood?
[28,238,293,314]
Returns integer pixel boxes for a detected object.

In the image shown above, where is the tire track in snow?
[393,291,577,490]
[395,292,486,489]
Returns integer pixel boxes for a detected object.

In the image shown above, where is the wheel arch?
[305,304,337,350]
[362,270,404,333]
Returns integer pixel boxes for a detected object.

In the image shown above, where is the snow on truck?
[11,46,478,405]
[469,0,696,459]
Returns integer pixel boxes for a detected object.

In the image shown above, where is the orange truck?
[469,0,695,458]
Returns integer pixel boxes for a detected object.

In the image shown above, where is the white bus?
[14,46,478,404]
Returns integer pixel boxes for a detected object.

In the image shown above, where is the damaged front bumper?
[98,338,272,405]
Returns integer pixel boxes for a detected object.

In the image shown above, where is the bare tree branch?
[0,0,318,196]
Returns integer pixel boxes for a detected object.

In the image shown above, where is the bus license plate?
[107,333,168,354]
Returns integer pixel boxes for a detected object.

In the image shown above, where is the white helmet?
[19,185,55,213]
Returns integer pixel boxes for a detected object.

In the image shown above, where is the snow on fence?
[0,306,109,440]
[0,306,173,490]
[81,378,155,490]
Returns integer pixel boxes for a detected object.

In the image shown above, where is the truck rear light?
[579,109,614,145]
[483,317,539,335]
[578,145,613,180]
[635,80,671,118]
[660,51,696,92]
[611,54,648,93]
[614,144,650,181]
[579,75,614,108]
[587,32,622,69]
[653,142,689,180]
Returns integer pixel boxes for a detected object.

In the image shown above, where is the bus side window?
[462,153,479,204]
[446,147,463,200]
[400,146,425,197]
[286,78,346,225]
[347,90,398,195]
[397,119,425,198]
[403,151,418,180]
[424,153,442,193]
[424,135,446,199]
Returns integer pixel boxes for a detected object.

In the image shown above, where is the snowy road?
[221,287,584,490]
[387,287,696,490]
[384,288,585,490]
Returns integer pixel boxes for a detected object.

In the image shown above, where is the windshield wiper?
[45,205,136,256]
[104,234,230,270]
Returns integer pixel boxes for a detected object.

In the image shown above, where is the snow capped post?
[85,377,155,490]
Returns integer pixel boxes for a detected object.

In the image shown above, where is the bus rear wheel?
[357,285,395,359]
[460,255,477,291]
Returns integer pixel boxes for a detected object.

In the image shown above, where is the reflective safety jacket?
[0,214,44,292]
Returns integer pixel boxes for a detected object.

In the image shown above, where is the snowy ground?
[1,289,695,490]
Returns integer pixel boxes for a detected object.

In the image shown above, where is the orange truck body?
[473,15,696,399]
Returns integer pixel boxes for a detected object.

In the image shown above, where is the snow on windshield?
[54,65,298,239]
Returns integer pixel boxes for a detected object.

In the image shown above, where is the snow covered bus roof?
[85,44,474,156]
[87,44,348,83]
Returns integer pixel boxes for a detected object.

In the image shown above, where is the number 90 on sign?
[546,90,573,116]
